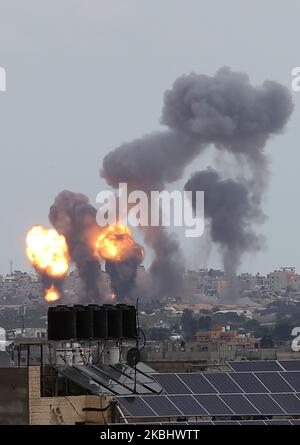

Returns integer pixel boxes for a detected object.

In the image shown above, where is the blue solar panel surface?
[177,373,217,394]
[193,395,234,415]
[229,372,268,393]
[245,393,285,415]
[279,361,300,371]
[204,373,243,393]
[152,374,191,394]
[227,361,283,372]
[271,393,300,415]
[255,372,294,393]
[117,396,156,417]
[280,372,300,392]
[167,395,208,416]
[142,395,182,417]
[220,394,260,415]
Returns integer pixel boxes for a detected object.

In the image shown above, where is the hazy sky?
[0,1,299,276]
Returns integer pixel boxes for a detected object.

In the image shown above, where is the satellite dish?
[126,347,140,367]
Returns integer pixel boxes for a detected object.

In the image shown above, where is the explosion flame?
[45,285,61,303]
[95,224,144,263]
[26,225,69,277]
[26,225,69,302]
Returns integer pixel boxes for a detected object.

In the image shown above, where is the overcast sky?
[0,1,299,275]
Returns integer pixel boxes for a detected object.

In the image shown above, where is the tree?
[198,316,212,331]
[273,321,293,341]
[146,327,169,341]
[181,309,198,339]
[260,335,274,348]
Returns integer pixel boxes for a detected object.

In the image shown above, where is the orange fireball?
[26,225,69,277]
[45,285,60,303]
[95,224,144,263]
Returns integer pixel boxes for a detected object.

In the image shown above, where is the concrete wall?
[0,367,29,424]
[29,366,113,425]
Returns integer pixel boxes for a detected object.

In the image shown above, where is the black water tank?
[88,305,108,339]
[117,304,138,339]
[48,305,76,340]
[102,305,122,338]
[73,305,93,340]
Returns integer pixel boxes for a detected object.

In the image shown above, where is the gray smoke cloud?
[162,67,293,155]
[101,67,293,300]
[49,190,105,302]
[185,168,264,300]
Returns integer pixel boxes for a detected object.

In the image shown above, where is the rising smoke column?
[101,67,293,299]
[185,169,264,300]
[49,190,105,302]
[95,224,144,300]
[102,128,202,298]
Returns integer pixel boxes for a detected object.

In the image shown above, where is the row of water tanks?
[48,304,138,341]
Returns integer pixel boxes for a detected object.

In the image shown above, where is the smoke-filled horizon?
[102,67,294,302]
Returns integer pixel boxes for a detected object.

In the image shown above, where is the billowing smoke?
[102,67,293,300]
[185,168,264,300]
[49,190,105,302]
[105,258,140,300]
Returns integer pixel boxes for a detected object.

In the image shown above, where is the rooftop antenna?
[10,259,13,275]
[22,305,26,334]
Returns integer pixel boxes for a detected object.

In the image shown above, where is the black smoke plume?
[101,67,293,300]
[49,190,105,302]
[105,258,140,300]
[185,168,263,300]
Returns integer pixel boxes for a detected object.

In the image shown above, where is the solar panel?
[255,372,294,393]
[279,372,300,392]
[74,365,134,395]
[229,372,268,393]
[203,373,243,393]
[271,393,300,414]
[193,395,234,415]
[152,374,191,394]
[178,373,217,394]
[265,420,292,425]
[279,360,300,371]
[245,393,285,415]
[219,394,260,415]
[117,396,156,417]
[99,365,156,394]
[109,363,162,393]
[142,395,182,416]
[55,365,111,395]
[213,421,238,425]
[238,420,266,425]
[167,395,209,416]
[228,361,282,372]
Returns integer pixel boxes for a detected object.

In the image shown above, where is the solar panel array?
[112,419,300,425]
[152,371,300,395]
[116,363,300,419]
[117,392,300,417]
[56,362,162,396]
[227,360,300,372]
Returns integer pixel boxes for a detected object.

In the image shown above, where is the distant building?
[195,325,258,349]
